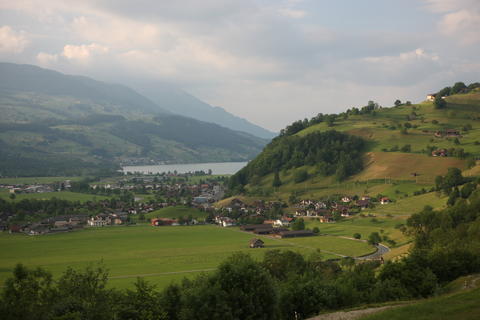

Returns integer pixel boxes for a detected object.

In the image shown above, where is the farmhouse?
[356,200,370,210]
[432,148,448,157]
[88,214,111,227]
[380,197,391,205]
[249,238,264,248]
[426,93,436,101]
[279,230,315,238]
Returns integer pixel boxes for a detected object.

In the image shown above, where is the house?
[279,230,315,238]
[249,238,264,248]
[319,215,334,223]
[341,196,351,203]
[356,200,370,210]
[432,148,448,157]
[445,129,460,137]
[426,93,436,101]
[380,197,391,205]
[151,218,178,226]
[88,214,111,227]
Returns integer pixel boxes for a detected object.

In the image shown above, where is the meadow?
[0,189,111,203]
[141,205,209,221]
[0,224,374,290]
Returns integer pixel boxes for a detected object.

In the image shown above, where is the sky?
[1,0,479,132]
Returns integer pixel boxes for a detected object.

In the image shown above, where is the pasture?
[0,190,111,203]
[0,224,374,290]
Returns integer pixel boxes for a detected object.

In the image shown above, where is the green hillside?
[0,63,267,176]
[229,84,480,205]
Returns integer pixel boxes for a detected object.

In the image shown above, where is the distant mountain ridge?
[136,85,277,139]
[0,62,267,176]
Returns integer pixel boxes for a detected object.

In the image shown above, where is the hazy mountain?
[137,84,277,139]
[0,63,267,176]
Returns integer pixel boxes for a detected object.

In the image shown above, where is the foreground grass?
[0,225,371,289]
[360,287,480,320]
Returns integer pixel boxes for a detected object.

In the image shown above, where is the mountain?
[136,84,277,139]
[229,83,480,195]
[0,63,267,176]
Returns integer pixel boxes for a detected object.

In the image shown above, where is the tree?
[9,193,15,200]
[0,264,55,320]
[353,233,361,239]
[394,99,402,106]
[434,95,446,109]
[368,232,382,245]
[291,218,305,231]
[312,227,320,234]
[451,82,466,94]
[400,144,411,152]
[272,171,282,188]
[447,187,459,206]
[293,169,308,183]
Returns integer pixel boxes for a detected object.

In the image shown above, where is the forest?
[229,130,366,191]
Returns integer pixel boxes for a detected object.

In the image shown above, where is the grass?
[0,176,83,185]
[0,224,373,290]
[0,190,111,202]
[360,287,480,320]
[304,215,409,246]
[141,206,210,221]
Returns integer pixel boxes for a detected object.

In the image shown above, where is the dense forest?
[229,130,365,191]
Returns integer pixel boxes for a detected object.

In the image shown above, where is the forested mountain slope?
[0,63,267,176]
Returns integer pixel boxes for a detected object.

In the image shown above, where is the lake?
[122,161,247,175]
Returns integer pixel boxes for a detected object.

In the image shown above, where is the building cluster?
[293,195,391,221]
[4,214,88,235]
[2,180,71,194]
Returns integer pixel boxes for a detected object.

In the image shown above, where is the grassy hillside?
[360,287,480,320]
[230,89,480,203]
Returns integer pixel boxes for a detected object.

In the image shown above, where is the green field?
[0,190,111,203]
[360,287,480,320]
[0,176,83,185]
[305,215,408,246]
[142,206,210,221]
[0,225,374,289]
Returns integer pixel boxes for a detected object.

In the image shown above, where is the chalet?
[432,149,448,157]
[88,214,111,227]
[361,196,371,201]
[249,238,264,248]
[151,218,178,226]
[319,215,334,223]
[426,93,436,101]
[279,230,315,238]
[217,217,235,227]
[380,197,391,205]
[445,129,460,137]
[356,200,370,210]
[341,196,351,203]
[273,217,293,227]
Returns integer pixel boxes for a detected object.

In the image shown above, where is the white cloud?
[36,52,58,66]
[0,26,28,53]
[61,43,109,61]
[423,0,480,44]
[278,8,306,19]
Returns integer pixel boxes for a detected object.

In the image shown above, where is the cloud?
[0,26,28,53]
[62,43,109,61]
[36,52,58,66]
[423,0,480,44]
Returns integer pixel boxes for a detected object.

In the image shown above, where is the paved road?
[356,243,390,260]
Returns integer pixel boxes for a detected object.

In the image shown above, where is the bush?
[353,233,361,239]
[294,169,309,183]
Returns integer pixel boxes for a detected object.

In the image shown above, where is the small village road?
[356,243,390,260]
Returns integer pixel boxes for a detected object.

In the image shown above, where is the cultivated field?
[0,224,374,290]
